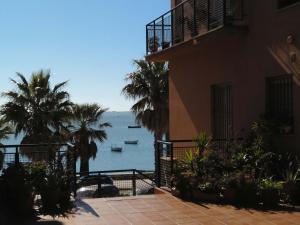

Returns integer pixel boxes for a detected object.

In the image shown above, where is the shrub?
[37,169,73,217]
[26,161,47,194]
[26,161,73,217]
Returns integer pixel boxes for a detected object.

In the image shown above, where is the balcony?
[146,0,244,55]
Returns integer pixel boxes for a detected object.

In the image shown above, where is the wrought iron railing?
[0,143,77,196]
[146,0,244,55]
[0,143,73,170]
[156,138,243,188]
[75,169,155,198]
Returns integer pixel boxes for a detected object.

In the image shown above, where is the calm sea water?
[3,112,155,171]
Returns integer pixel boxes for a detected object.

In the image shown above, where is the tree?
[70,104,111,174]
[0,70,72,156]
[122,59,169,182]
[0,118,12,169]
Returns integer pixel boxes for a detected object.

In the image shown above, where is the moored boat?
[124,140,138,145]
[128,125,141,128]
[111,146,122,152]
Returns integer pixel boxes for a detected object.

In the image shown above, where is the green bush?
[26,161,47,193]
[43,173,72,215]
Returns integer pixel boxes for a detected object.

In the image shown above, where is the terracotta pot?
[284,182,300,205]
[193,189,220,202]
[261,190,280,207]
[222,187,237,202]
[171,187,180,197]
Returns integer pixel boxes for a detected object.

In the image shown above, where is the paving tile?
[40,192,300,225]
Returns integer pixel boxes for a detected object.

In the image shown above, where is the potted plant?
[148,36,159,53]
[279,125,293,134]
[282,164,300,205]
[162,41,170,49]
[220,174,239,203]
[259,178,283,207]
[193,182,220,202]
[237,178,259,206]
[171,171,194,199]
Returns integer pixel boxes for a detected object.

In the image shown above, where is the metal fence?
[146,0,244,55]
[156,139,241,188]
[0,144,74,170]
[0,143,77,195]
[0,144,156,199]
[75,169,155,198]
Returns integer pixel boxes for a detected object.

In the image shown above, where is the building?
[146,0,300,152]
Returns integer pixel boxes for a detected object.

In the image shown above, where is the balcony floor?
[20,192,300,225]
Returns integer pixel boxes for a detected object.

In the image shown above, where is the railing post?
[207,0,210,30]
[132,170,136,196]
[223,0,227,25]
[181,4,184,42]
[170,143,174,176]
[153,22,156,51]
[97,172,102,197]
[161,16,164,49]
[155,141,161,187]
[15,147,19,165]
[146,25,149,54]
[171,10,174,45]
[73,148,77,198]
[193,0,197,36]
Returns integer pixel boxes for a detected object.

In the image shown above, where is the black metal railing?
[146,0,244,55]
[75,169,155,198]
[0,143,77,195]
[0,143,73,171]
[156,138,242,188]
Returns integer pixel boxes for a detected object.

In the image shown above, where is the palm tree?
[70,104,111,174]
[122,59,169,181]
[0,118,12,169]
[0,70,72,156]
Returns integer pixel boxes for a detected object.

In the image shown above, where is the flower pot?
[171,187,180,197]
[162,42,170,49]
[261,190,280,207]
[59,190,72,210]
[279,125,292,134]
[222,187,237,203]
[284,182,300,205]
[193,189,220,202]
[149,45,158,53]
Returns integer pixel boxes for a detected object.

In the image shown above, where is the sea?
[2,111,155,171]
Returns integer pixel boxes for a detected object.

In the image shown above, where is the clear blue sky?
[0,0,170,111]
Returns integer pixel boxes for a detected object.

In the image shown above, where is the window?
[266,75,294,134]
[278,0,300,9]
[211,84,233,142]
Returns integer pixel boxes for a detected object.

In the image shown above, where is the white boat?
[124,140,138,145]
[111,146,122,152]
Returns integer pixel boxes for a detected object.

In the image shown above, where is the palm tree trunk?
[80,142,89,175]
[80,154,89,175]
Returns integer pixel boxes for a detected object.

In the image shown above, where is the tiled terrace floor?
[62,192,300,225]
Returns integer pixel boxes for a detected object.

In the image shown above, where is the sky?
[0,0,170,111]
